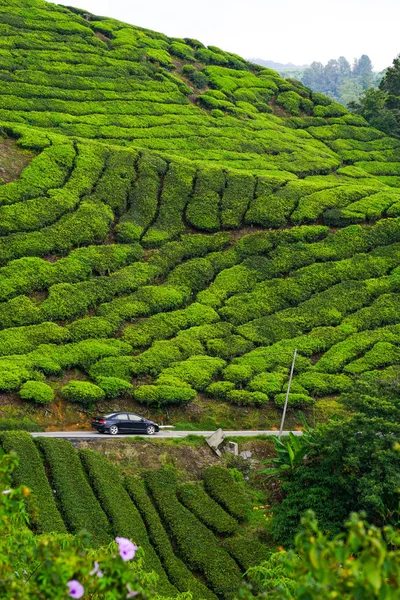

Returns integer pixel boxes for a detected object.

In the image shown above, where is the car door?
[116,413,130,432]
[128,414,145,433]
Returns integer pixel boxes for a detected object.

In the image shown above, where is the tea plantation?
[1,0,400,426]
[0,430,269,599]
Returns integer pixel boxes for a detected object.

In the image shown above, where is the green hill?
[1,0,400,429]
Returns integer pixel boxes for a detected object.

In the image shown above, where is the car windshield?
[103,413,115,418]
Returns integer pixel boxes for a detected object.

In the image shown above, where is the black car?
[91,412,159,435]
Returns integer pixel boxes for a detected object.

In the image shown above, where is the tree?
[380,55,400,97]
[301,55,380,105]
[349,54,400,136]
[245,511,400,599]
[268,414,400,547]
[353,54,373,77]
[348,88,399,135]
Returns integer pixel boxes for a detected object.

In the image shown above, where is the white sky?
[52,0,400,71]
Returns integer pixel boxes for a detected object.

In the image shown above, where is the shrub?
[79,450,177,596]
[0,431,66,533]
[60,381,105,407]
[96,376,133,399]
[177,482,238,535]
[19,380,54,404]
[35,438,111,546]
[125,476,216,600]
[68,317,115,342]
[222,536,270,570]
[203,466,249,521]
[248,371,286,394]
[206,380,235,399]
[274,392,314,407]
[145,468,242,599]
[276,91,302,115]
[133,384,196,406]
[223,364,254,384]
[226,389,269,406]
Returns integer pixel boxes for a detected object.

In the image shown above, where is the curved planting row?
[0,432,266,599]
[1,0,400,424]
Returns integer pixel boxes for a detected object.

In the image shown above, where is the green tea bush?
[186,168,224,231]
[276,91,302,115]
[159,355,226,390]
[226,389,269,405]
[95,376,133,399]
[133,384,196,406]
[177,482,238,535]
[79,449,177,596]
[67,317,115,342]
[125,475,217,600]
[274,392,314,407]
[248,371,286,394]
[60,381,105,407]
[223,364,254,384]
[222,536,270,570]
[203,466,249,522]
[0,431,66,533]
[19,380,54,404]
[35,438,111,546]
[206,380,235,399]
[145,468,242,599]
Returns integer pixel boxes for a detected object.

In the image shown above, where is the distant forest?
[251,55,383,106]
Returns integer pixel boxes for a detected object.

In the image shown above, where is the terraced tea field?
[0,431,268,599]
[1,0,400,428]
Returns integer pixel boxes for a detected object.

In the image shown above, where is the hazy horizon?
[50,0,400,72]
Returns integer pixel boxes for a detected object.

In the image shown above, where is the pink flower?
[115,537,138,562]
[67,580,84,598]
[90,561,103,578]
[126,584,138,598]
[2,489,12,495]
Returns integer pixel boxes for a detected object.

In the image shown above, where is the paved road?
[30,429,301,439]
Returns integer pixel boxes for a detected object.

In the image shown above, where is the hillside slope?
[0,431,268,599]
[1,0,400,428]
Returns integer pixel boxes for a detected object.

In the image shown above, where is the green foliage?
[79,449,177,596]
[96,376,133,399]
[133,384,196,406]
[270,414,400,546]
[248,511,400,599]
[35,437,111,546]
[61,380,105,407]
[125,475,217,600]
[177,482,238,535]
[203,466,249,521]
[0,452,156,600]
[19,380,54,404]
[226,389,269,405]
[1,0,400,425]
[0,431,65,533]
[145,468,242,598]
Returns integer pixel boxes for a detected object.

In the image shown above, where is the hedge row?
[177,482,238,535]
[202,466,249,522]
[35,438,111,546]
[0,431,66,533]
[0,140,75,206]
[79,450,177,597]
[125,475,217,600]
[145,468,242,599]
[0,243,142,303]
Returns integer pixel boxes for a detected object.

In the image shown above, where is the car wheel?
[146,425,156,435]
[109,425,119,435]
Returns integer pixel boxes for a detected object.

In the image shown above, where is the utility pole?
[278,348,297,439]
